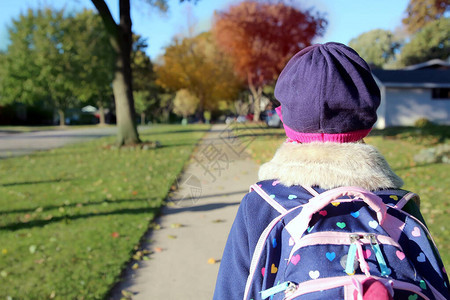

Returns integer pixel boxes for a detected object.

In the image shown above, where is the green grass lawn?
[0,124,209,300]
[240,124,450,269]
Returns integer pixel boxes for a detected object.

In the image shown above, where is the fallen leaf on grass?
[149,223,161,230]
[111,232,120,238]
[29,245,37,254]
[167,235,177,239]
[121,290,134,299]
[34,259,45,264]
[1,249,7,255]
[93,179,103,186]
[132,251,143,260]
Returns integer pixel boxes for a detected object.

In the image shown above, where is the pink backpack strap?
[285,187,387,247]
[250,184,288,214]
[393,192,420,210]
[301,185,320,196]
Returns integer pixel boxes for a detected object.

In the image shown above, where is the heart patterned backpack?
[243,183,450,300]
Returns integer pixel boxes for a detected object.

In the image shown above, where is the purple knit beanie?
[274,42,380,143]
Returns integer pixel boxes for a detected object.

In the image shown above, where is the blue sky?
[0,0,410,59]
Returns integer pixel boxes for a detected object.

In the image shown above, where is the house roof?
[402,59,450,70]
[372,69,450,88]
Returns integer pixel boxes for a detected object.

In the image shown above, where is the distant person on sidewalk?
[213,43,446,299]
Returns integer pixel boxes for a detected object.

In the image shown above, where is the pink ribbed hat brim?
[275,106,371,143]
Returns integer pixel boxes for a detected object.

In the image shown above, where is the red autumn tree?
[213,1,327,121]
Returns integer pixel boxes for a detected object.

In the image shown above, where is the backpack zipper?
[345,234,360,275]
[367,233,390,276]
[290,231,401,248]
[288,231,402,265]
[345,234,371,276]
[260,281,296,299]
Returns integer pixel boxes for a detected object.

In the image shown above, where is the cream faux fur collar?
[258,142,404,191]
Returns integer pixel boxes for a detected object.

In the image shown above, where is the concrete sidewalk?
[110,124,260,299]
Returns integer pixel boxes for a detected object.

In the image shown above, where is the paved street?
[0,127,117,159]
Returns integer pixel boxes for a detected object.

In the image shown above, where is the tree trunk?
[58,109,65,126]
[141,112,146,125]
[113,57,140,145]
[196,96,205,123]
[249,83,263,122]
[98,101,106,125]
[92,0,140,146]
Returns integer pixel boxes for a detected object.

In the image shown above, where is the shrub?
[414,118,434,128]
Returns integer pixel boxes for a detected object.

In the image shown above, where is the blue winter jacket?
[213,142,426,300]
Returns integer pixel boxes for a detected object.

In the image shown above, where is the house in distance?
[372,59,450,129]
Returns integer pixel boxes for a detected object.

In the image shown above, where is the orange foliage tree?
[213,1,327,121]
[155,32,241,120]
[402,0,449,34]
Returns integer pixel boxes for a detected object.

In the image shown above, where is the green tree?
[91,0,197,145]
[70,9,115,125]
[0,52,6,104]
[1,9,79,126]
[155,32,241,120]
[131,35,160,124]
[132,35,154,92]
[400,18,450,66]
[134,90,149,124]
[349,29,402,69]
[402,0,449,34]
[0,8,116,126]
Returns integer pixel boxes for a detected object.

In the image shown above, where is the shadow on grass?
[30,149,95,157]
[234,132,284,139]
[231,124,450,141]
[151,142,199,149]
[0,197,155,215]
[1,194,243,231]
[370,125,450,141]
[0,203,160,231]
[0,178,71,187]
[216,125,284,139]
[393,162,441,172]
[140,128,211,136]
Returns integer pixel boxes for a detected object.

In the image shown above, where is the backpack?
[243,183,450,300]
